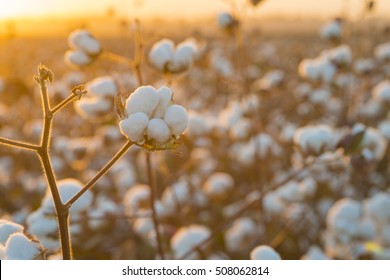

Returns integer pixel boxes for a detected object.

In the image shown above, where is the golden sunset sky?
[0,0,389,20]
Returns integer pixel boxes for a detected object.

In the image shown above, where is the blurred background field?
[1,0,390,260]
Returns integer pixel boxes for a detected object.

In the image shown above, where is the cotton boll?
[364,192,390,222]
[358,217,376,240]
[252,70,284,91]
[171,42,196,72]
[374,42,390,62]
[263,192,285,215]
[68,29,101,55]
[64,50,92,67]
[133,218,154,236]
[26,209,58,239]
[380,224,390,246]
[85,76,117,98]
[123,184,150,215]
[147,118,171,144]
[326,198,361,238]
[0,220,24,244]
[378,121,390,140]
[211,52,234,77]
[125,86,159,117]
[164,105,188,137]
[203,172,234,198]
[153,86,173,118]
[293,125,336,156]
[277,181,304,203]
[119,112,149,142]
[74,97,112,119]
[225,218,257,252]
[88,199,119,229]
[171,225,211,259]
[328,45,352,67]
[320,19,342,40]
[354,58,375,74]
[359,127,387,161]
[187,111,211,137]
[5,233,42,260]
[149,39,175,71]
[217,12,237,29]
[301,246,329,260]
[252,133,282,159]
[372,80,390,104]
[309,87,331,105]
[250,245,281,260]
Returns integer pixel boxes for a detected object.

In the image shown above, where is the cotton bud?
[250,245,281,260]
[149,39,198,73]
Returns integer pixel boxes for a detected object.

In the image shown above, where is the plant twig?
[65,140,133,208]
[0,137,39,151]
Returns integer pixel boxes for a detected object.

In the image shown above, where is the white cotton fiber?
[147,118,171,144]
[119,112,149,142]
[149,39,175,71]
[5,233,41,260]
[164,104,188,137]
[153,86,173,118]
[64,50,91,67]
[125,86,159,117]
[250,245,281,260]
[0,220,24,244]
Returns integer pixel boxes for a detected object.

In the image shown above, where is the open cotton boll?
[123,184,151,215]
[5,233,42,260]
[328,44,352,67]
[68,29,101,55]
[326,198,361,237]
[225,218,257,252]
[374,42,390,62]
[119,112,149,142]
[293,125,336,156]
[42,179,93,214]
[171,225,211,259]
[252,70,285,91]
[217,12,237,29]
[252,133,282,159]
[301,246,329,260]
[26,208,58,238]
[75,97,112,119]
[372,80,390,104]
[203,172,234,198]
[364,192,390,222]
[171,42,197,72]
[0,220,24,244]
[125,86,159,117]
[64,50,92,67]
[149,39,175,71]
[277,181,304,203]
[147,118,171,144]
[354,58,375,74]
[250,245,281,260]
[378,121,390,140]
[153,86,173,118]
[359,127,387,161]
[320,19,342,40]
[86,76,117,98]
[164,104,188,137]
[211,52,234,77]
[263,192,285,215]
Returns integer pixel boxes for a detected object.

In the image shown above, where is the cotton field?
[1,0,390,260]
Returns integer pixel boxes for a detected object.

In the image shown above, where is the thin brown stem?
[65,140,133,208]
[101,51,136,68]
[146,152,165,259]
[51,93,78,115]
[0,137,39,151]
